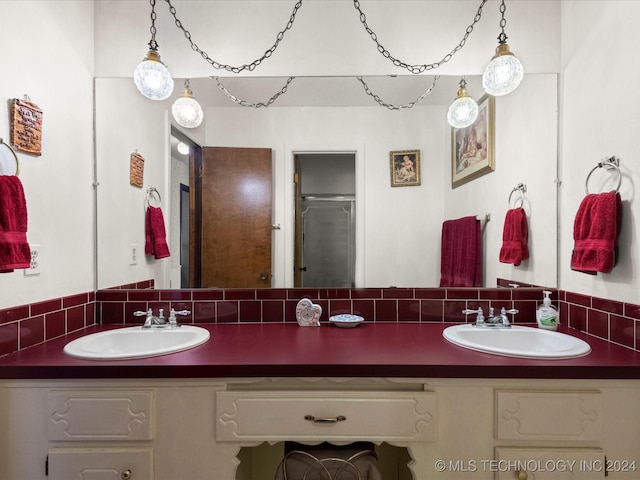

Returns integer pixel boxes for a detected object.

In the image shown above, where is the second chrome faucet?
[462,307,519,328]
[133,308,191,329]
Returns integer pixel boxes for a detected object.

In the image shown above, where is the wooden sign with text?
[130,152,145,187]
[10,97,43,156]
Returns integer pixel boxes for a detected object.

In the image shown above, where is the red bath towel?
[499,208,529,266]
[571,191,621,274]
[144,206,170,259]
[440,216,482,287]
[0,175,31,272]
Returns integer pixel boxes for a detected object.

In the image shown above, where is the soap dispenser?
[536,290,559,331]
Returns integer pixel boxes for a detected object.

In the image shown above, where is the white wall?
[0,1,95,309]
[559,1,640,304]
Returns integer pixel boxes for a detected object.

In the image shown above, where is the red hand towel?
[440,216,482,287]
[571,191,621,274]
[499,208,529,266]
[144,206,170,259]
[0,176,31,272]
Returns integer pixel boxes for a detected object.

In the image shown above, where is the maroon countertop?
[2,323,640,380]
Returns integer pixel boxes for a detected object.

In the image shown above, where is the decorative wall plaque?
[129,152,145,187]
[10,96,43,156]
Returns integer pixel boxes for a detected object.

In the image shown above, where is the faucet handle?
[502,308,519,315]
[462,307,482,315]
[168,309,191,327]
[133,310,148,317]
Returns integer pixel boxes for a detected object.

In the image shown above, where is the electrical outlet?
[24,244,41,276]
[129,244,138,265]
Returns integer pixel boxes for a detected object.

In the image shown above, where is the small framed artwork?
[451,94,495,188]
[390,150,421,187]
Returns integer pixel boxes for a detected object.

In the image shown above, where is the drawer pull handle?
[304,414,346,424]
[518,470,528,480]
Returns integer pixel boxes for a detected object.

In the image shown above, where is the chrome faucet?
[462,307,518,328]
[133,308,190,329]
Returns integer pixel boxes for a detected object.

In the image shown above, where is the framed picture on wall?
[451,94,495,188]
[390,150,421,187]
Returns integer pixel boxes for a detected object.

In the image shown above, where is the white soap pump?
[536,290,559,331]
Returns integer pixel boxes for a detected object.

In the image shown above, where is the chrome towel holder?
[144,186,162,211]
[0,138,20,176]
[508,183,527,208]
[585,156,621,194]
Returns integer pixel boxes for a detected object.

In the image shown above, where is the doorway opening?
[294,153,356,288]
[170,127,199,288]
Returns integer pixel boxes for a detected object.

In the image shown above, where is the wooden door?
[197,146,272,288]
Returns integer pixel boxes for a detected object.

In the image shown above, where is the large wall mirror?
[96,73,558,291]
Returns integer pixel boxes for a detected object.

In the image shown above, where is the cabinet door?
[494,447,604,480]
[48,448,153,480]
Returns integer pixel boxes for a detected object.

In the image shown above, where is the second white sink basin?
[443,324,591,359]
[63,326,210,360]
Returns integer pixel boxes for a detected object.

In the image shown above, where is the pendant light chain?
[213,76,296,107]
[164,0,303,73]
[353,0,487,74]
[356,76,440,110]
[497,0,508,44]
[148,0,159,50]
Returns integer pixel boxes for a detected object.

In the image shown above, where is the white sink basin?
[443,324,591,359]
[63,326,210,360]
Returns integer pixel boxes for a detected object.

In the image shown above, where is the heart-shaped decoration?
[296,298,322,327]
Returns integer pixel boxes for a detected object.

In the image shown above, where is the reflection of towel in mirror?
[144,206,170,259]
[499,208,529,266]
[0,175,31,273]
[440,216,482,287]
[571,191,621,274]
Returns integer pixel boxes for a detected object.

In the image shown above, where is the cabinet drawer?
[47,447,153,480]
[48,389,154,441]
[495,390,602,441]
[494,447,604,480]
[216,391,437,442]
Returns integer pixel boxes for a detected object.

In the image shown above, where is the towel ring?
[0,138,19,176]
[144,187,162,211]
[508,183,527,208]
[585,156,621,194]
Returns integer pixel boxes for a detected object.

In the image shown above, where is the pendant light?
[482,0,524,96]
[447,78,479,129]
[172,80,204,128]
[133,0,174,101]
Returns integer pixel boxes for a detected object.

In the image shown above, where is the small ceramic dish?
[329,314,364,328]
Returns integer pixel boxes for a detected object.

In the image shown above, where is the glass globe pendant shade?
[447,83,479,129]
[134,49,174,101]
[482,43,524,96]
[172,85,204,129]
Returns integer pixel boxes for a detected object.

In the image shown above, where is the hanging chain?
[148,0,159,50]
[356,76,440,110]
[497,0,508,44]
[352,0,487,74]
[164,0,303,73]
[213,77,296,108]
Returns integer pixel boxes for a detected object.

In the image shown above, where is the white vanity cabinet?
[1,378,640,480]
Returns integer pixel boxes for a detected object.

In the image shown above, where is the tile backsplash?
[2,284,640,357]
